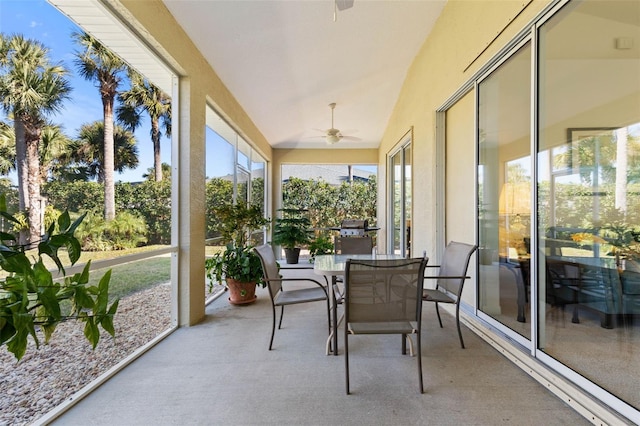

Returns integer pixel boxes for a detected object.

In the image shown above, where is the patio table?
[313,253,404,355]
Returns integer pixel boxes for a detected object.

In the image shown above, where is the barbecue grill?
[331,219,379,237]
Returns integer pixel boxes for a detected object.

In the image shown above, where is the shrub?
[104,211,147,249]
[74,211,147,251]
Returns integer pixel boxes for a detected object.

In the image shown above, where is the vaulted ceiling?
[162,0,446,149]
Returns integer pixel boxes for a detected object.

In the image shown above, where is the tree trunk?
[103,97,116,220]
[25,126,42,244]
[14,120,28,245]
[14,121,28,211]
[151,116,162,181]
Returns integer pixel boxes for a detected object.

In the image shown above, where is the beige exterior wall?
[377,0,552,263]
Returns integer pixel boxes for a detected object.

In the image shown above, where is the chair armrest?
[423,275,471,279]
[264,277,329,295]
[279,264,314,270]
[278,265,329,286]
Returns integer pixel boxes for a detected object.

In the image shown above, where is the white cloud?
[30,21,42,28]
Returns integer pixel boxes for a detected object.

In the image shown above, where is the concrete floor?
[51,270,589,426]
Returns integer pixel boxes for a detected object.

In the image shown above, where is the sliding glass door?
[477,41,532,340]
[389,138,412,257]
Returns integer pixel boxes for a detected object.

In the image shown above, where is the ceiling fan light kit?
[326,134,341,144]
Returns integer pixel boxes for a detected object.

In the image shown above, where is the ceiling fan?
[333,0,354,21]
[315,103,359,145]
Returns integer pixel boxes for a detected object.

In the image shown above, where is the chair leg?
[269,304,277,350]
[332,286,338,355]
[417,333,424,393]
[278,305,285,329]
[435,302,443,328]
[345,331,350,394]
[326,295,331,340]
[455,303,465,349]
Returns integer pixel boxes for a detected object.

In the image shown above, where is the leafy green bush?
[44,181,104,215]
[0,179,18,215]
[205,177,233,240]
[308,235,334,260]
[74,211,147,251]
[104,211,147,249]
[116,181,170,245]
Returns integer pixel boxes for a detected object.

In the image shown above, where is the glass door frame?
[473,34,535,350]
[387,129,413,257]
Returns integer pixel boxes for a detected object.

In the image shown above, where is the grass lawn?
[1,245,173,301]
[3,244,229,302]
[88,256,171,301]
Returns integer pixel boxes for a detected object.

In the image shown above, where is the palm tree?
[0,34,71,243]
[73,31,128,220]
[0,120,15,175]
[143,162,171,181]
[71,121,139,182]
[39,125,75,182]
[117,70,171,181]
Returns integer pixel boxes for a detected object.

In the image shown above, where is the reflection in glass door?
[536,0,640,412]
[389,141,411,257]
[477,41,532,340]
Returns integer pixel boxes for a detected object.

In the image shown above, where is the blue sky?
[0,0,170,183]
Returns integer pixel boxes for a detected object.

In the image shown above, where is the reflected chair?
[620,269,640,327]
[422,241,478,349]
[254,244,330,350]
[344,257,428,394]
[545,257,583,324]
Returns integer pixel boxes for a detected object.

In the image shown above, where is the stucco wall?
[378,0,552,263]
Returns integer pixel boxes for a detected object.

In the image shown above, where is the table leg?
[332,275,339,355]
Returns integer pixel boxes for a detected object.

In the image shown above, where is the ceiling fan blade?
[340,135,362,141]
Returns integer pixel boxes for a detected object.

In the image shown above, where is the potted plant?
[308,235,334,263]
[271,208,313,264]
[205,202,270,305]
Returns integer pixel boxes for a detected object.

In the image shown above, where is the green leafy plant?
[0,195,118,361]
[205,202,269,292]
[308,235,334,262]
[206,244,264,285]
[272,208,313,249]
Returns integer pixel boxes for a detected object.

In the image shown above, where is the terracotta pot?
[226,278,257,305]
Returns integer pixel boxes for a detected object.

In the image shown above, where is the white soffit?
[48,0,174,95]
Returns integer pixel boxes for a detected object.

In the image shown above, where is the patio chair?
[254,244,330,350]
[422,241,478,349]
[331,235,375,351]
[344,257,428,394]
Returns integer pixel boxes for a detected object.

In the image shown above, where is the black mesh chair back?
[344,257,428,394]
[254,244,330,350]
[423,241,477,349]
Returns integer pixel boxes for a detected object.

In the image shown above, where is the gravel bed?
[0,284,173,426]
